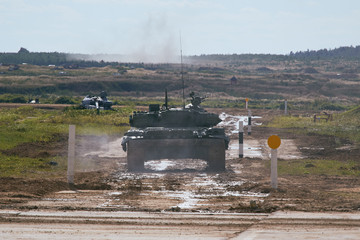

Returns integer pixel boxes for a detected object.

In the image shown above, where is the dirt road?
[1,210,360,239]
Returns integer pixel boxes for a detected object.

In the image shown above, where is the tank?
[121,91,229,171]
[81,91,113,110]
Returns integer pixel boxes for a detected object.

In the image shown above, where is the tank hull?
[127,138,225,172]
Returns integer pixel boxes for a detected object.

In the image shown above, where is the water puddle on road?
[108,170,269,210]
[167,174,268,210]
[218,113,262,134]
[145,160,176,171]
[228,140,264,159]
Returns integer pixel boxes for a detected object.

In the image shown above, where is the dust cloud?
[67,14,179,63]
[75,135,125,172]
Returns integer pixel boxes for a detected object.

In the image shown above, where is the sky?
[1,0,360,62]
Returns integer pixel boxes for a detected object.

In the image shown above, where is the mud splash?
[83,137,126,158]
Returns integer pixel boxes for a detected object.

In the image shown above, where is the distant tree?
[18,47,30,54]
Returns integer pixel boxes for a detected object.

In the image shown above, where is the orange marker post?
[245,98,249,109]
[268,135,281,189]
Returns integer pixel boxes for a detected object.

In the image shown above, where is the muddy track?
[1,108,360,238]
[2,108,360,213]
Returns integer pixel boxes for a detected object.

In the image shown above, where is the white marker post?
[245,98,249,109]
[67,125,76,185]
[238,121,244,158]
[247,110,252,135]
[268,135,281,189]
[284,99,288,115]
[270,148,278,188]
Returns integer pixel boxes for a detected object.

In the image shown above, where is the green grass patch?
[276,159,360,176]
[0,107,65,150]
[0,154,67,177]
[267,107,360,144]
[0,106,133,150]
[0,106,132,178]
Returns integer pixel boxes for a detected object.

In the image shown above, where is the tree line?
[189,45,360,62]
[1,45,359,66]
[289,45,360,60]
[0,48,118,67]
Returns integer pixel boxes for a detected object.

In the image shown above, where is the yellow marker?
[268,135,281,149]
[245,98,249,102]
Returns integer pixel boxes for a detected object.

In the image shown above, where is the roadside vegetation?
[276,159,360,176]
[267,105,360,177]
[0,106,132,177]
[268,105,360,144]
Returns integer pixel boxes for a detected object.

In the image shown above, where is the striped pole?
[239,121,244,158]
[248,110,252,135]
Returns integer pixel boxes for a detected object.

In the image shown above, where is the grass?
[0,155,67,177]
[0,106,132,177]
[266,106,360,177]
[267,107,360,144]
[276,159,360,176]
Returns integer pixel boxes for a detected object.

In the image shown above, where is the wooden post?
[67,125,75,184]
[239,121,244,158]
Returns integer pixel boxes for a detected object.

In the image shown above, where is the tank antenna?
[180,32,185,108]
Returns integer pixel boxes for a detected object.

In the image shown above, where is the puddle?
[300,147,325,150]
[144,159,208,171]
[218,113,262,134]
[42,198,78,202]
[228,140,264,159]
[108,192,122,196]
[228,139,305,160]
[168,191,200,208]
[167,174,267,209]
[110,171,269,210]
[98,200,134,209]
[145,160,176,171]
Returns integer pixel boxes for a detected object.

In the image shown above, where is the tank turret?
[81,91,113,110]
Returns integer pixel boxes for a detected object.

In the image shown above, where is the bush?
[54,96,75,104]
[0,94,27,103]
[10,96,27,103]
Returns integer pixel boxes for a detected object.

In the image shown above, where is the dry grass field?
[1,57,359,106]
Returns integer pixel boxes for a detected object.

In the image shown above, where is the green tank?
[121,91,229,171]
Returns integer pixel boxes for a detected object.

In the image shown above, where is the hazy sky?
[1,0,359,60]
